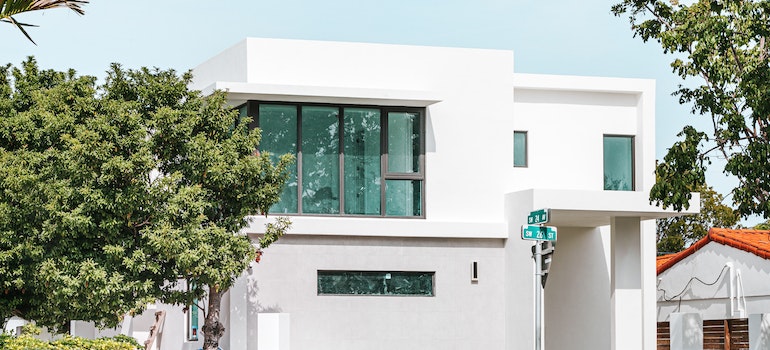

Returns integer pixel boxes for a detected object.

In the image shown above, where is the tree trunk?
[201,287,226,350]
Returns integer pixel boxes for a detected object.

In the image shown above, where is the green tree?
[753,219,770,230]
[1,0,88,44]
[656,184,739,253]
[0,58,292,350]
[613,0,770,219]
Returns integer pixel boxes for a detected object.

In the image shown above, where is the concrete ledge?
[243,215,507,239]
[201,81,443,107]
[506,189,700,227]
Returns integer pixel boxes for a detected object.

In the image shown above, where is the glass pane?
[387,112,420,173]
[318,271,433,296]
[514,131,527,167]
[302,106,340,214]
[343,108,381,215]
[603,136,633,191]
[259,104,298,213]
[385,180,422,216]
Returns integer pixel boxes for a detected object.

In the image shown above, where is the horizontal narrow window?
[317,271,434,296]
[247,101,425,217]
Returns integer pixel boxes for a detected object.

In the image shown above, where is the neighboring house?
[657,228,770,321]
[10,38,700,350]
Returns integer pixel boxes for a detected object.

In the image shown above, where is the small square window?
[514,131,527,167]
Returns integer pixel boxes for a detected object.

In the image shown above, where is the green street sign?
[521,225,557,241]
[528,208,550,225]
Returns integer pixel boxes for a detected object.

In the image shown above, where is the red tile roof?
[657,228,770,274]
[656,254,676,271]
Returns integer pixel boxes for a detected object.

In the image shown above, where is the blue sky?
[1,0,749,222]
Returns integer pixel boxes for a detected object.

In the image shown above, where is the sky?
[1,0,755,224]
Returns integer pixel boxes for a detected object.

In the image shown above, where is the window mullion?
[296,104,303,214]
[338,107,344,215]
[380,108,387,217]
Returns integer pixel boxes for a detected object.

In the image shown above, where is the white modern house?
[14,38,701,350]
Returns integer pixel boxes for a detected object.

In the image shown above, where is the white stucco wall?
[658,242,770,321]
[242,235,506,350]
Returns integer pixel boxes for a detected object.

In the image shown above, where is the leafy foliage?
[0,0,88,44]
[657,184,738,253]
[0,335,139,350]
[0,324,140,349]
[0,57,292,350]
[613,0,770,219]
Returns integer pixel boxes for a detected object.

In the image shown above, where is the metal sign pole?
[534,241,542,350]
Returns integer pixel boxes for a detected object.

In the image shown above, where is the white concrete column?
[750,313,770,350]
[670,313,702,350]
[610,216,643,350]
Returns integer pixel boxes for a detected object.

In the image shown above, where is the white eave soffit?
[201,81,443,107]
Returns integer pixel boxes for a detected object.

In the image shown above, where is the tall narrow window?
[514,131,527,167]
[343,108,381,215]
[603,135,634,191]
[259,104,298,213]
[301,106,340,214]
[385,111,423,217]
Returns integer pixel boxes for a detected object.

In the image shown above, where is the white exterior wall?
[658,242,770,321]
[245,236,506,350]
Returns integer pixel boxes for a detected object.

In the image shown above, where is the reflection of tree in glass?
[318,271,432,295]
[258,105,298,213]
[301,106,339,214]
[604,175,631,191]
[344,108,381,215]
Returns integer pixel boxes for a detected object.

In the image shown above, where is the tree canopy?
[0,58,292,349]
[656,184,739,253]
[613,0,770,219]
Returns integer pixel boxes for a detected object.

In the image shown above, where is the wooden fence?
[657,318,749,350]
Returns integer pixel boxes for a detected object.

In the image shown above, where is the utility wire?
[657,265,729,312]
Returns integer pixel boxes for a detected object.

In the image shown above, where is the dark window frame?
[602,134,635,191]
[317,270,435,297]
[514,130,528,167]
[241,101,426,218]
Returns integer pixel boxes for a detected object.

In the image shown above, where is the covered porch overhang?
[506,188,700,228]
[504,188,700,350]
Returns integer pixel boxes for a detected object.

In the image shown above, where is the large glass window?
[317,271,434,296]
[248,102,424,217]
[514,131,527,167]
[603,135,634,191]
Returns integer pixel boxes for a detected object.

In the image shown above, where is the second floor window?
[603,135,634,191]
[244,102,425,217]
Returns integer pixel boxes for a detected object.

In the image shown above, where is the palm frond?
[1,0,88,44]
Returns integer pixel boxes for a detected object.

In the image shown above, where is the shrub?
[1,334,141,350]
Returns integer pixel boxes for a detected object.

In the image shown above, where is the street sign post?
[521,225,557,241]
[527,208,550,224]
[522,208,555,350]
